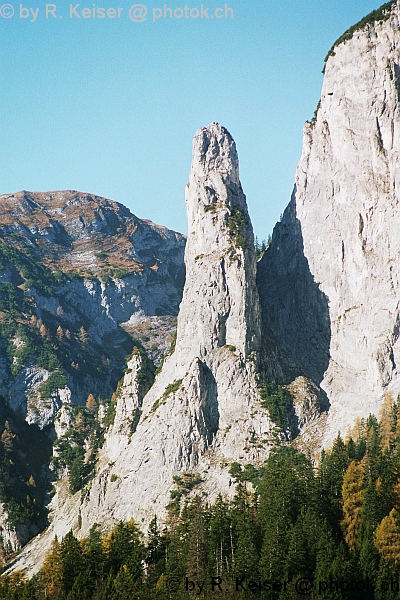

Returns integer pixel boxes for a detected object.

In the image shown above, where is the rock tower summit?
[176,122,261,362]
[76,122,270,529]
[8,123,272,574]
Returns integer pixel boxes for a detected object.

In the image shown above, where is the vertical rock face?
[176,122,261,361]
[71,123,270,533]
[6,122,272,576]
[259,3,400,446]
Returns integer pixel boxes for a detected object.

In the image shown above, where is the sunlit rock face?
[259,4,400,447]
[73,122,271,536]
[12,5,400,574]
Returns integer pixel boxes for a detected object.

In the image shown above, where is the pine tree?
[56,326,64,341]
[146,515,167,586]
[376,558,400,600]
[104,519,144,580]
[66,572,92,600]
[319,434,351,538]
[314,522,342,600]
[112,564,137,599]
[80,523,106,596]
[69,455,85,494]
[230,484,259,582]
[364,415,382,482]
[61,531,84,594]
[259,447,315,582]
[98,570,114,600]
[285,507,321,584]
[208,495,232,578]
[184,497,209,584]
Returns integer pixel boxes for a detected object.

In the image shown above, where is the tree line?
[2,393,400,598]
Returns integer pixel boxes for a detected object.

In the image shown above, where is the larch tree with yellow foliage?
[86,393,97,413]
[379,392,398,452]
[37,537,63,598]
[341,460,365,551]
[374,508,400,567]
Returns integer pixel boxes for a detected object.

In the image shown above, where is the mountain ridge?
[2,0,400,577]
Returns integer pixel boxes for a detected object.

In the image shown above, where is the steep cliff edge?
[8,1,400,575]
[0,191,185,552]
[77,123,272,530]
[9,124,276,574]
[259,0,400,447]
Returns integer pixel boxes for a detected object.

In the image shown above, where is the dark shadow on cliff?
[0,396,53,551]
[198,359,219,447]
[256,186,331,408]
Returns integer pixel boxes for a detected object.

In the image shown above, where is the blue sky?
[1,0,383,240]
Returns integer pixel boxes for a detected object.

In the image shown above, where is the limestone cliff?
[258,0,400,447]
[9,124,274,573]
[8,1,400,575]
[76,123,271,530]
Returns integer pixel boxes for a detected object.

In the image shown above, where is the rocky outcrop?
[74,123,271,532]
[0,192,185,424]
[9,4,400,575]
[259,1,400,447]
[8,124,272,574]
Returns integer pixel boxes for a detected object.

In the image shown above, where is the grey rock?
[259,3,400,446]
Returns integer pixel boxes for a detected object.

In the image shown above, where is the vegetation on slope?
[52,397,109,495]
[3,395,400,598]
[0,402,52,537]
[228,210,247,250]
[323,1,396,69]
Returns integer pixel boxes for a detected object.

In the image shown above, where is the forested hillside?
[2,393,400,599]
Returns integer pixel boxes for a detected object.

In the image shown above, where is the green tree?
[319,434,350,538]
[67,572,92,600]
[104,519,144,580]
[230,484,259,582]
[81,523,106,597]
[208,495,232,578]
[285,507,321,585]
[61,530,83,595]
[69,455,85,494]
[184,497,210,585]
[112,564,137,599]
[146,515,167,587]
[258,447,315,589]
